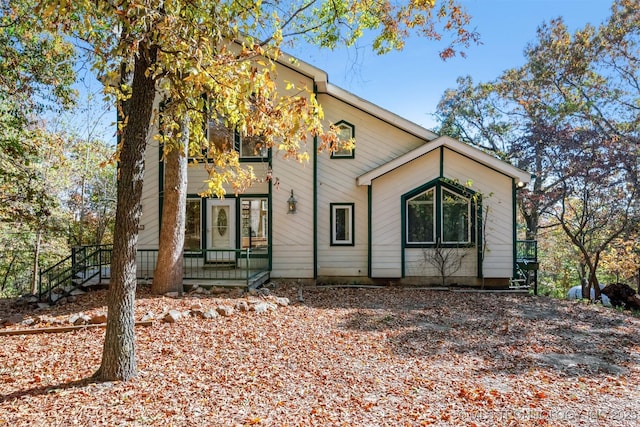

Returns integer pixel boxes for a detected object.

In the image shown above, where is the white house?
[136,53,532,289]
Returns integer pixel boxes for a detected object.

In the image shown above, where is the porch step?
[248,271,270,290]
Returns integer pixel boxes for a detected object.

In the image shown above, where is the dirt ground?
[1,284,639,426]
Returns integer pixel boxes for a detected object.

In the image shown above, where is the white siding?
[369,146,516,282]
[370,152,440,277]
[316,94,428,278]
[269,65,316,278]
[442,148,514,278]
[138,111,162,249]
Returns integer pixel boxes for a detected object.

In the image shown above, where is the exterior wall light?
[287,189,297,214]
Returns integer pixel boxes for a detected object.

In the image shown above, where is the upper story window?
[331,120,355,159]
[206,116,268,160]
[239,134,268,159]
[404,180,475,247]
[207,117,234,154]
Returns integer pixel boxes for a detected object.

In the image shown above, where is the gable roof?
[356,135,532,186]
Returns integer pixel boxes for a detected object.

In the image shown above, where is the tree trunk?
[152,117,189,295]
[93,48,157,382]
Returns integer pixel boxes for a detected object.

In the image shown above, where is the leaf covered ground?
[1,284,639,426]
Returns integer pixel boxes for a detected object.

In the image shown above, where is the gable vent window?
[331,121,355,159]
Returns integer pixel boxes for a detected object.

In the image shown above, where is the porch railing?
[39,245,269,302]
[133,248,270,283]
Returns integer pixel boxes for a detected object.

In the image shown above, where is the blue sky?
[288,0,614,131]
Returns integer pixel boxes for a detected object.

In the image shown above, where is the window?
[405,181,474,246]
[184,199,202,251]
[241,198,268,250]
[207,117,234,154]
[331,203,354,245]
[239,134,268,159]
[442,189,470,243]
[331,121,355,159]
[205,116,268,159]
[407,189,435,243]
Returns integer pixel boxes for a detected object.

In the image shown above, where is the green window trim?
[330,120,355,159]
[330,203,355,246]
[402,179,478,248]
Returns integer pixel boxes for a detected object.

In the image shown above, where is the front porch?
[38,245,271,303]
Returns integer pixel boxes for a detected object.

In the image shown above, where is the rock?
[235,301,250,312]
[36,303,51,310]
[163,310,183,323]
[190,303,204,311]
[70,289,86,296]
[90,313,108,324]
[141,311,156,322]
[210,286,227,295]
[216,305,234,317]
[21,318,36,326]
[258,288,271,297]
[252,302,277,314]
[69,313,91,325]
[164,292,180,298]
[202,309,219,319]
[67,295,78,303]
[274,297,290,307]
[37,315,59,325]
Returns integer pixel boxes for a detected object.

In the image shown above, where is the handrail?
[38,244,112,302]
[516,240,537,261]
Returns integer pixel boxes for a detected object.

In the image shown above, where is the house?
[136,53,533,289]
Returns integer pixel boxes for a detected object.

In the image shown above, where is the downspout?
[367,185,372,278]
[512,179,518,281]
[313,83,318,280]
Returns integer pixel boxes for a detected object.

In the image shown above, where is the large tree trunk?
[152,118,188,295]
[93,48,157,382]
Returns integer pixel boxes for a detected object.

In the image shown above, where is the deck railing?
[39,245,269,302]
[134,248,270,283]
[516,240,537,262]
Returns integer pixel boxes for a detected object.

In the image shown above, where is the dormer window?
[331,120,355,159]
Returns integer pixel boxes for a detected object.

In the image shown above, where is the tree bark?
[152,117,188,295]
[93,47,157,382]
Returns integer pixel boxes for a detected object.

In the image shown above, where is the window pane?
[241,198,268,249]
[332,204,353,244]
[207,118,234,154]
[442,190,469,243]
[240,135,267,158]
[407,190,434,243]
[335,208,349,241]
[333,123,353,157]
[184,199,201,250]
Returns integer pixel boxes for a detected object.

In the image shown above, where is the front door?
[206,199,236,263]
